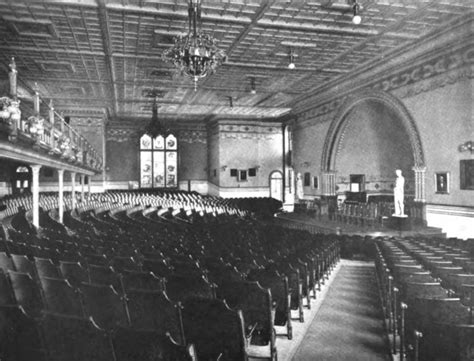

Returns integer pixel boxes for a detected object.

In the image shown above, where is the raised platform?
[275,212,445,238]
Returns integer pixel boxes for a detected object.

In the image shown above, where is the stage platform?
[275,212,445,239]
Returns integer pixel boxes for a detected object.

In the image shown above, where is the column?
[322,170,337,196]
[87,175,91,197]
[412,166,427,202]
[58,169,64,224]
[31,165,42,228]
[80,174,85,203]
[70,172,76,210]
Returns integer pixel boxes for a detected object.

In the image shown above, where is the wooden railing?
[0,57,102,172]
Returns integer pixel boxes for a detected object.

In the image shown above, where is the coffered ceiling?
[0,0,472,124]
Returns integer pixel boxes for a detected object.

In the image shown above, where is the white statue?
[393,169,406,217]
[296,172,304,201]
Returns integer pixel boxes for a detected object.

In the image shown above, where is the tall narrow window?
[140,133,178,188]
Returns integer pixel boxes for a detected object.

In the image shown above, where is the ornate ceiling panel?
[0,0,472,124]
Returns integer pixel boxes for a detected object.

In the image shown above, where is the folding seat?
[88,265,122,291]
[40,312,115,361]
[0,269,15,305]
[80,282,129,331]
[165,273,215,303]
[34,257,61,279]
[59,260,89,287]
[267,262,304,322]
[403,281,448,301]
[112,327,195,361]
[142,258,174,278]
[0,305,46,361]
[0,251,15,272]
[120,270,165,293]
[7,270,44,317]
[110,256,141,272]
[83,253,109,266]
[126,289,184,344]
[182,297,247,361]
[10,254,35,276]
[217,280,276,360]
[39,277,84,317]
[247,268,292,339]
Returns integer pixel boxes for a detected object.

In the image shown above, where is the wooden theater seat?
[181,297,247,361]
[126,289,185,344]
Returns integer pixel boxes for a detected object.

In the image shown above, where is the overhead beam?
[97,0,118,116]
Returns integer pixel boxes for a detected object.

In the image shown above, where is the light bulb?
[288,62,295,70]
[352,14,362,25]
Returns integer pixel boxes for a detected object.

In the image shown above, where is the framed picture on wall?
[435,172,449,194]
[460,160,474,190]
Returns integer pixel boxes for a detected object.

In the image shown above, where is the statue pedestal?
[386,215,411,231]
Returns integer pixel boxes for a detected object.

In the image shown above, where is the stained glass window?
[140,133,178,188]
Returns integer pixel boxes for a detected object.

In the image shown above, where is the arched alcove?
[321,90,425,197]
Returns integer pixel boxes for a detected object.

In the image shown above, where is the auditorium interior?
[0,0,473,360]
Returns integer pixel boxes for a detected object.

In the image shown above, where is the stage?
[275,212,445,239]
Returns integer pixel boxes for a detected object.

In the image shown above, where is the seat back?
[182,297,246,361]
[0,269,15,305]
[88,265,122,291]
[165,274,215,303]
[217,280,273,347]
[0,252,15,272]
[34,257,61,279]
[0,305,46,361]
[40,312,115,361]
[247,268,289,326]
[39,277,84,317]
[8,270,43,317]
[126,289,184,344]
[80,282,130,330]
[11,254,35,276]
[59,261,89,287]
[112,327,195,361]
[120,270,165,293]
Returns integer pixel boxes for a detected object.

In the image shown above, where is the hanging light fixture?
[352,0,362,25]
[162,0,227,91]
[288,48,296,69]
[145,96,168,138]
[250,77,257,94]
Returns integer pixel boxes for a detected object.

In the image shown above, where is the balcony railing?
[0,57,103,172]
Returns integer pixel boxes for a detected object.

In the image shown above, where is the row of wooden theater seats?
[335,202,387,227]
[375,238,474,361]
[0,248,338,360]
[0,305,195,361]
[0,215,340,358]
[0,233,339,333]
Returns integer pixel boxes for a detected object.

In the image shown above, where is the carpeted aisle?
[292,261,391,361]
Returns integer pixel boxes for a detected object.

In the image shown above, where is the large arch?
[321,89,425,172]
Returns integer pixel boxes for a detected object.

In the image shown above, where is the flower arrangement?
[27,115,45,137]
[0,97,21,124]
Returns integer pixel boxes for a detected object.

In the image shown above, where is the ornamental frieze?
[106,128,139,142]
[295,44,474,124]
[371,45,474,95]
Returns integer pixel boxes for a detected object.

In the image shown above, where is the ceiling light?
[144,96,168,138]
[288,48,296,69]
[162,0,227,91]
[352,1,362,25]
[250,77,256,94]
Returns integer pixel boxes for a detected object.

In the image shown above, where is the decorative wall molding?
[70,117,105,128]
[209,120,282,141]
[180,130,207,144]
[295,44,474,124]
[106,128,139,142]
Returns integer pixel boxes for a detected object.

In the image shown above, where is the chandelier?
[162,0,227,91]
[145,96,168,138]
